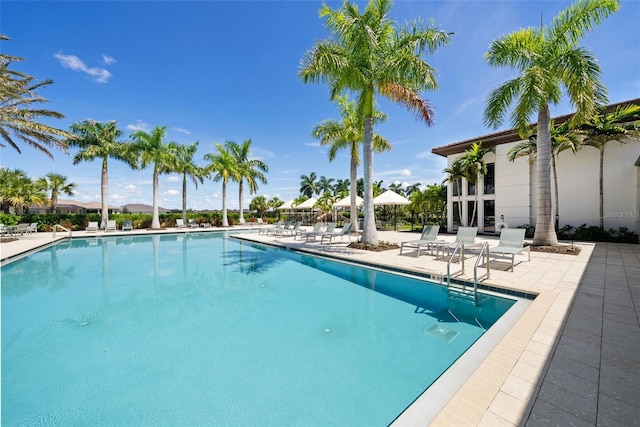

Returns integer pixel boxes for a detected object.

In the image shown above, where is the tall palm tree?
[0,35,73,158]
[131,126,176,229]
[36,172,76,213]
[300,0,452,245]
[443,159,466,226]
[312,95,391,232]
[508,120,582,228]
[484,0,620,245]
[169,141,206,224]
[577,103,640,228]
[458,142,495,227]
[68,120,137,229]
[225,139,268,224]
[299,172,318,198]
[204,143,238,227]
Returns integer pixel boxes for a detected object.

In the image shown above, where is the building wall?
[444,138,639,235]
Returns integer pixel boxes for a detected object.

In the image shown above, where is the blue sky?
[2,0,639,211]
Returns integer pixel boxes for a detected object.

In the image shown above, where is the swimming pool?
[2,232,517,425]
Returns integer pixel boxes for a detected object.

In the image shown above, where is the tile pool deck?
[1,226,638,426]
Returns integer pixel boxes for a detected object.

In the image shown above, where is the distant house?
[29,199,121,215]
[432,98,640,236]
[122,204,170,214]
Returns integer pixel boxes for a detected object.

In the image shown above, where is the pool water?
[1,232,515,426]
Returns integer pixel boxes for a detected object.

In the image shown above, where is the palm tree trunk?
[101,156,109,229]
[50,190,58,213]
[349,154,359,233]
[182,173,187,223]
[238,181,245,224]
[221,180,229,227]
[599,145,604,229]
[151,167,160,229]
[361,116,378,245]
[552,154,560,229]
[532,104,558,246]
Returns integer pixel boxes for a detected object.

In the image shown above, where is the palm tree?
[36,172,76,213]
[300,0,452,245]
[484,0,620,245]
[508,120,582,228]
[443,159,466,227]
[225,139,268,224]
[458,142,495,227]
[130,126,176,229]
[0,35,73,158]
[250,195,269,218]
[0,168,46,215]
[312,95,391,233]
[317,176,335,196]
[577,103,640,228]
[170,141,206,224]
[268,196,284,219]
[334,178,350,197]
[204,143,238,227]
[68,120,137,229]
[388,182,405,196]
[299,172,318,198]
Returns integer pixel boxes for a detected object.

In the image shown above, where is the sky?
[2,0,639,211]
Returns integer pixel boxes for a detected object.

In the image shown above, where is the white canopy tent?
[373,190,410,231]
[334,194,363,208]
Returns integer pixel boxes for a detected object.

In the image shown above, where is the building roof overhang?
[431,98,640,157]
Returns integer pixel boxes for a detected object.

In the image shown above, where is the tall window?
[484,163,495,195]
[452,201,461,230]
[467,180,475,196]
[484,200,495,232]
[452,179,461,197]
[467,201,477,227]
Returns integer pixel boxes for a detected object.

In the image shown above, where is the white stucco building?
[432,98,640,236]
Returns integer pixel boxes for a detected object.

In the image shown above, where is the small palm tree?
[250,195,269,218]
[225,139,268,225]
[300,0,452,245]
[458,142,495,227]
[299,172,318,198]
[484,0,620,245]
[0,168,46,215]
[36,172,76,213]
[170,141,206,224]
[0,35,73,158]
[577,103,640,228]
[131,126,176,229]
[443,160,466,227]
[204,144,238,227]
[68,120,137,229]
[508,120,582,228]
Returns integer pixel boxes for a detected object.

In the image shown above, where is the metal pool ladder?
[446,241,490,306]
[52,224,72,239]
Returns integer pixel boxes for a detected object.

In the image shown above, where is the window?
[484,200,495,232]
[467,180,475,196]
[467,201,478,227]
[484,163,495,195]
[452,201,461,230]
[452,179,461,197]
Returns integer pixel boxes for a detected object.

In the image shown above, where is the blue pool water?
[1,232,516,426]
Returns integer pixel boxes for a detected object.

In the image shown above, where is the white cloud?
[166,176,180,182]
[164,189,180,196]
[102,54,117,65]
[400,169,411,177]
[416,150,431,159]
[126,120,151,132]
[54,53,112,83]
[124,184,137,192]
[173,127,191,135]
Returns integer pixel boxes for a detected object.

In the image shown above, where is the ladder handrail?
[52,224,72,238]
[472,242,491,306]
[446,241,465,285]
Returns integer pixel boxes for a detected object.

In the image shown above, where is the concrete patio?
[1,226,638,426]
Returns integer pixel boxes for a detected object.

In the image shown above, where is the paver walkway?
[524,243,640,426]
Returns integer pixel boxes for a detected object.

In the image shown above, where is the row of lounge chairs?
[259,220,353,244]
[400,225,530,272]
[86,220,133,232]
[0,222,38,236]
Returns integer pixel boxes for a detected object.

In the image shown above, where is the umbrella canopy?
[334,194,363,208]
[372,190,410,206]
[293,197,317,209]
[278,199,295,210]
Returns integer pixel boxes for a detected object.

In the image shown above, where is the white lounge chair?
[490,228,530,272]
[258,220,284,235]
[176,219,186,228]
[105,220,117,232]
[273,221,302,237]
[86,221,99,232]
[320,222,352,244]
[122,220,133,231]
[438,227,479,257]
[400,225,442,257]
[26,222,38,234]
[265,220,292,236]
[304,222,336,242]
[188,219,200,228]
[294,222,323,240]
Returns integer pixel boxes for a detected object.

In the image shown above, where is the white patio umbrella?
[277,199,295,221]
[373,190,410,231]
[333,194,363,208]
[293,197,317,223]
